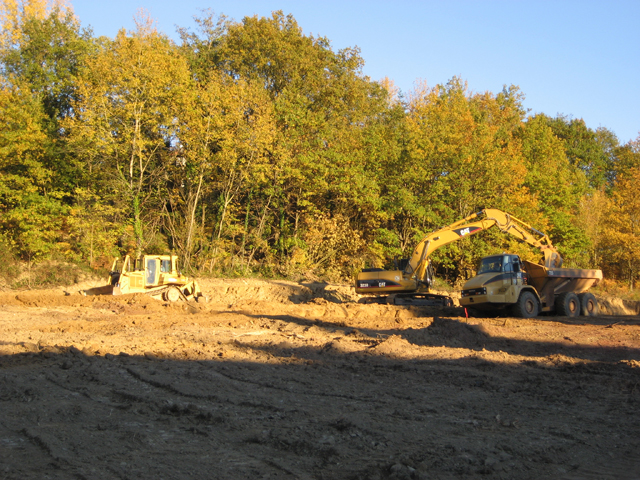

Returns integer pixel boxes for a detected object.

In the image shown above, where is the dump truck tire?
[579,292,598,316]
[163,287,181,303]
[513,291,539,318]
[555,292,580,317]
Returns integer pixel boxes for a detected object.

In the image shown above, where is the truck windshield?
[477,256,503,274]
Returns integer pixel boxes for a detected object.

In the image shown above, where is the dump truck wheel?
[555,292,580,317]
[579,292,598,316]
[163,287,181,303]
[513,291,539,318]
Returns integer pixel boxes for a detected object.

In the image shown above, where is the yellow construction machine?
[355,208,563,305]
[82,254,209,303]
[460,254,602,318]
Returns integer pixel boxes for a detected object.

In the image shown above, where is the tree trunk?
[133,195,144,258]
[182,175,203,273]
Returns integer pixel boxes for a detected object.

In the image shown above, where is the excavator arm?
[408,208,561,285]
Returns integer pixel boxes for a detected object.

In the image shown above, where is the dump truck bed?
[524,261,603,293]
[523,260,602,310]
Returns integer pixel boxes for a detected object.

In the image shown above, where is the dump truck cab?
[460,254,534,310]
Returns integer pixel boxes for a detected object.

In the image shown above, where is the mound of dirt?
[199,278,361,306]
[598,295,640,315]
[401,316,489,348]
[367,334,425,359]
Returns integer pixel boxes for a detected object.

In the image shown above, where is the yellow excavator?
[355,208,563,305]
[82,254,208,303]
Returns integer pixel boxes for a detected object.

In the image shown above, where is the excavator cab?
[394,257,410,272]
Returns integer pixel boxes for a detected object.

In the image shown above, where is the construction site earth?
[0,278,639,480]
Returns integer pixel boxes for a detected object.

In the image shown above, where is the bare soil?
[0,278,639,479]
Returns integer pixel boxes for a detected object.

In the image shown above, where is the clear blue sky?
[70,0,640,145]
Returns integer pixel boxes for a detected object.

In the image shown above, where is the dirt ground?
[0,278,639,480]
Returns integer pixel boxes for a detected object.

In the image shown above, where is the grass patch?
[11,260,97,289]
[0,237,20,287]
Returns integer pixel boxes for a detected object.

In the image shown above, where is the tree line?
[1,0,639,289]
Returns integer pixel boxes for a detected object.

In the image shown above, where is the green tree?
[602,166,640,289]
[518,114,589,262]
[576,187,609,268]
[2,6,92,124]
[166,72,276,272]
[0,76,66,261]
[1,1,90,196]
[66,14,192,257]
[611,136,640,184]
[182,10,390,277]
[544,115,616,189]
[66,188,123,267]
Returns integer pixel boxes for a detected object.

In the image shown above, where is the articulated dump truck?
[460,254,602,318]
[82,254,208,303]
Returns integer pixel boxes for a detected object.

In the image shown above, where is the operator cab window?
[477,256,503,274]
[161,259,171,273]
[146,258,157,284]
[503,255,513,273]
[512,258,521,272]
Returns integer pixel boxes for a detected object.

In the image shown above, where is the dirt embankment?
[0,278,639,479]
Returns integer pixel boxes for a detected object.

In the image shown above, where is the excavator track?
[390,293,453,307]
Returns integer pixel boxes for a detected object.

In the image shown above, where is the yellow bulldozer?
[82,254,208,303]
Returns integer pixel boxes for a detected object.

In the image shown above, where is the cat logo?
[454,226,482,237]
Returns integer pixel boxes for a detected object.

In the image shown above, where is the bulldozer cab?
[110,254,182,288]
[141,255,180,287]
